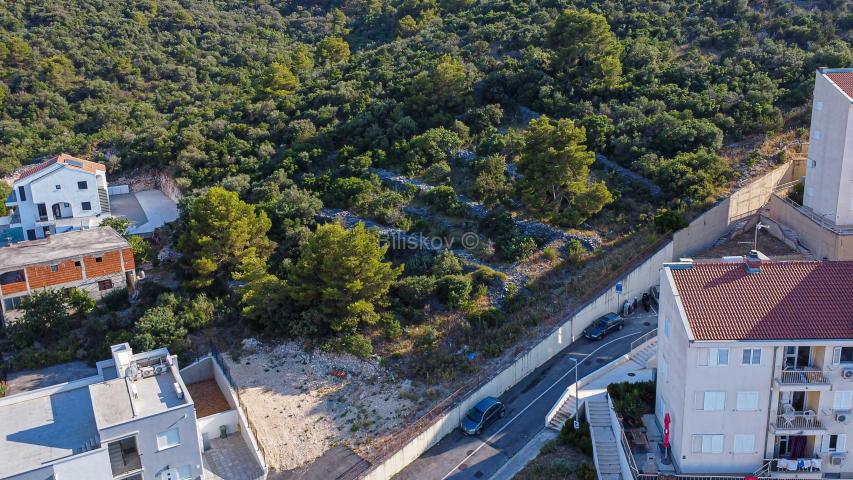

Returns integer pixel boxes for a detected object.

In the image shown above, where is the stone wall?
[109,169,183,203]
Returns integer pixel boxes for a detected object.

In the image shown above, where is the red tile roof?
[670,261,853,341]
[826,71,853,99]
[16,153,105,182]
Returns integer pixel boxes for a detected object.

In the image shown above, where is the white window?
[736,392,760,411]
[692,434,724,453]
[822,434,848,453]
[178,465,193,480]
[664,317,670,337]
[697,348,728,366]
[734,434,755,453]
[660,356,669,382]
[742,348,761,365]
[697,391,725,411]
[833,347,853,364]
[156,428,181,450]
[834,391,853,411]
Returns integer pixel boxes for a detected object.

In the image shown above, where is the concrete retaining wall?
[672,162,800,258]
[766,194,853,260]
[198,410,240,439]
[363,163,797,479]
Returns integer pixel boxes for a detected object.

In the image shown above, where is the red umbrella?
[663,413,671,449]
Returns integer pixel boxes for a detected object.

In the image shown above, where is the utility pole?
[571,357,580,430]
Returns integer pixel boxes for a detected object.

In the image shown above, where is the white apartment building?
[656,253,853,477]
[0,344,204,480]
[802,68,853,227]
[4,153,110,242]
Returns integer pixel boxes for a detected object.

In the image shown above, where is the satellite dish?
[126,363,140,380]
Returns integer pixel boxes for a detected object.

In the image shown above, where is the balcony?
[772,413,825,434]
[776,368,832,391]
[765,457,822,479]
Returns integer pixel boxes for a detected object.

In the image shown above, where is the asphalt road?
[393,309,658,480]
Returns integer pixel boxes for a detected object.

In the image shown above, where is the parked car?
[649,285,660,308]
[582,312,624,340]
[461,396,505,435]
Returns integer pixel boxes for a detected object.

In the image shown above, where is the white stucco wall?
[803,71,853,225]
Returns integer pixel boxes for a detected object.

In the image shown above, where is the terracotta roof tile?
[16,153,105,182]
[670,261,853,341]
[826,71,853,99]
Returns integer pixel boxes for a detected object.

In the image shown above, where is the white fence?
[107,184,130,195]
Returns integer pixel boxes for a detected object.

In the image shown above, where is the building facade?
[4,153,110,242]
[0,227,135,325]
[0,343,205,480]
[656,254,853,477]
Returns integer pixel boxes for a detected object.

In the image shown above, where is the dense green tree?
[132,305,188,353]
[473,154,511,207]
[517,116,613,226]
[177,187,274,288]
[318,36,351,63]
[263,62,299,97]
[8,290,71,348]
[288,223,402,334]
[547,9,623,95]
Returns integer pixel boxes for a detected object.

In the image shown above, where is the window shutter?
[834,347,842,365]
[839,434,847,453]
[711,435,724,453]
[698,348,709,366]
[821,435,831,454]
[692,435,702,453]
[709,349,718,367]
[834,391,853,411]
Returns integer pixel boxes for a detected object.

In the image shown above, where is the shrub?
[69,289,95,316]
[432,250,463,276]
[392,275,437,307]
[336,333,373,358]
[496,234,537,262]
[576,463,597,480]
[181,293,215,330]
[472,266,506,286]
[468,307,505,332]
[132,305,188,353]
[424,186,465,216]
[558,415,592,455]
[653,209,688,233]
[437,275,472,309]
[101,287,130,311]
[788,182,804,205]
[129,235,152,264]
[566,239,585,263]
[404,253,435,276]
[422,161,452,184]
[607,381,656,424]
[380,313,403,340]
[543,246,558,261]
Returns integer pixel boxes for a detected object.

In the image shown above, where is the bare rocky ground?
[225,339,441,471]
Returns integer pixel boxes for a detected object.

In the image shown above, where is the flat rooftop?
[0,226,129,270]
[91,368,187,429]
[0,385,99,478]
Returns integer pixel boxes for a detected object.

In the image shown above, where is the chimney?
[745,250,767,273]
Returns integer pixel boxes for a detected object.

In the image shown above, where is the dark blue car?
[582,312,624,340]
[460,396,505,435]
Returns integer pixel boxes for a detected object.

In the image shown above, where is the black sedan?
[582,312,624,340]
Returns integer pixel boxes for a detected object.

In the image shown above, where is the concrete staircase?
[587,397,622,480]
[711,219,749,247]
[98,187,111,214]
[547,392,579,431]
[630,340,657,369]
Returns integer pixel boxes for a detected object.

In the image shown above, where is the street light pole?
[571,357,580,430]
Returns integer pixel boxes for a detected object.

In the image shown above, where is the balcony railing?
[774,413,824,430]
[779,368,829,385]
[765,457,822,474]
